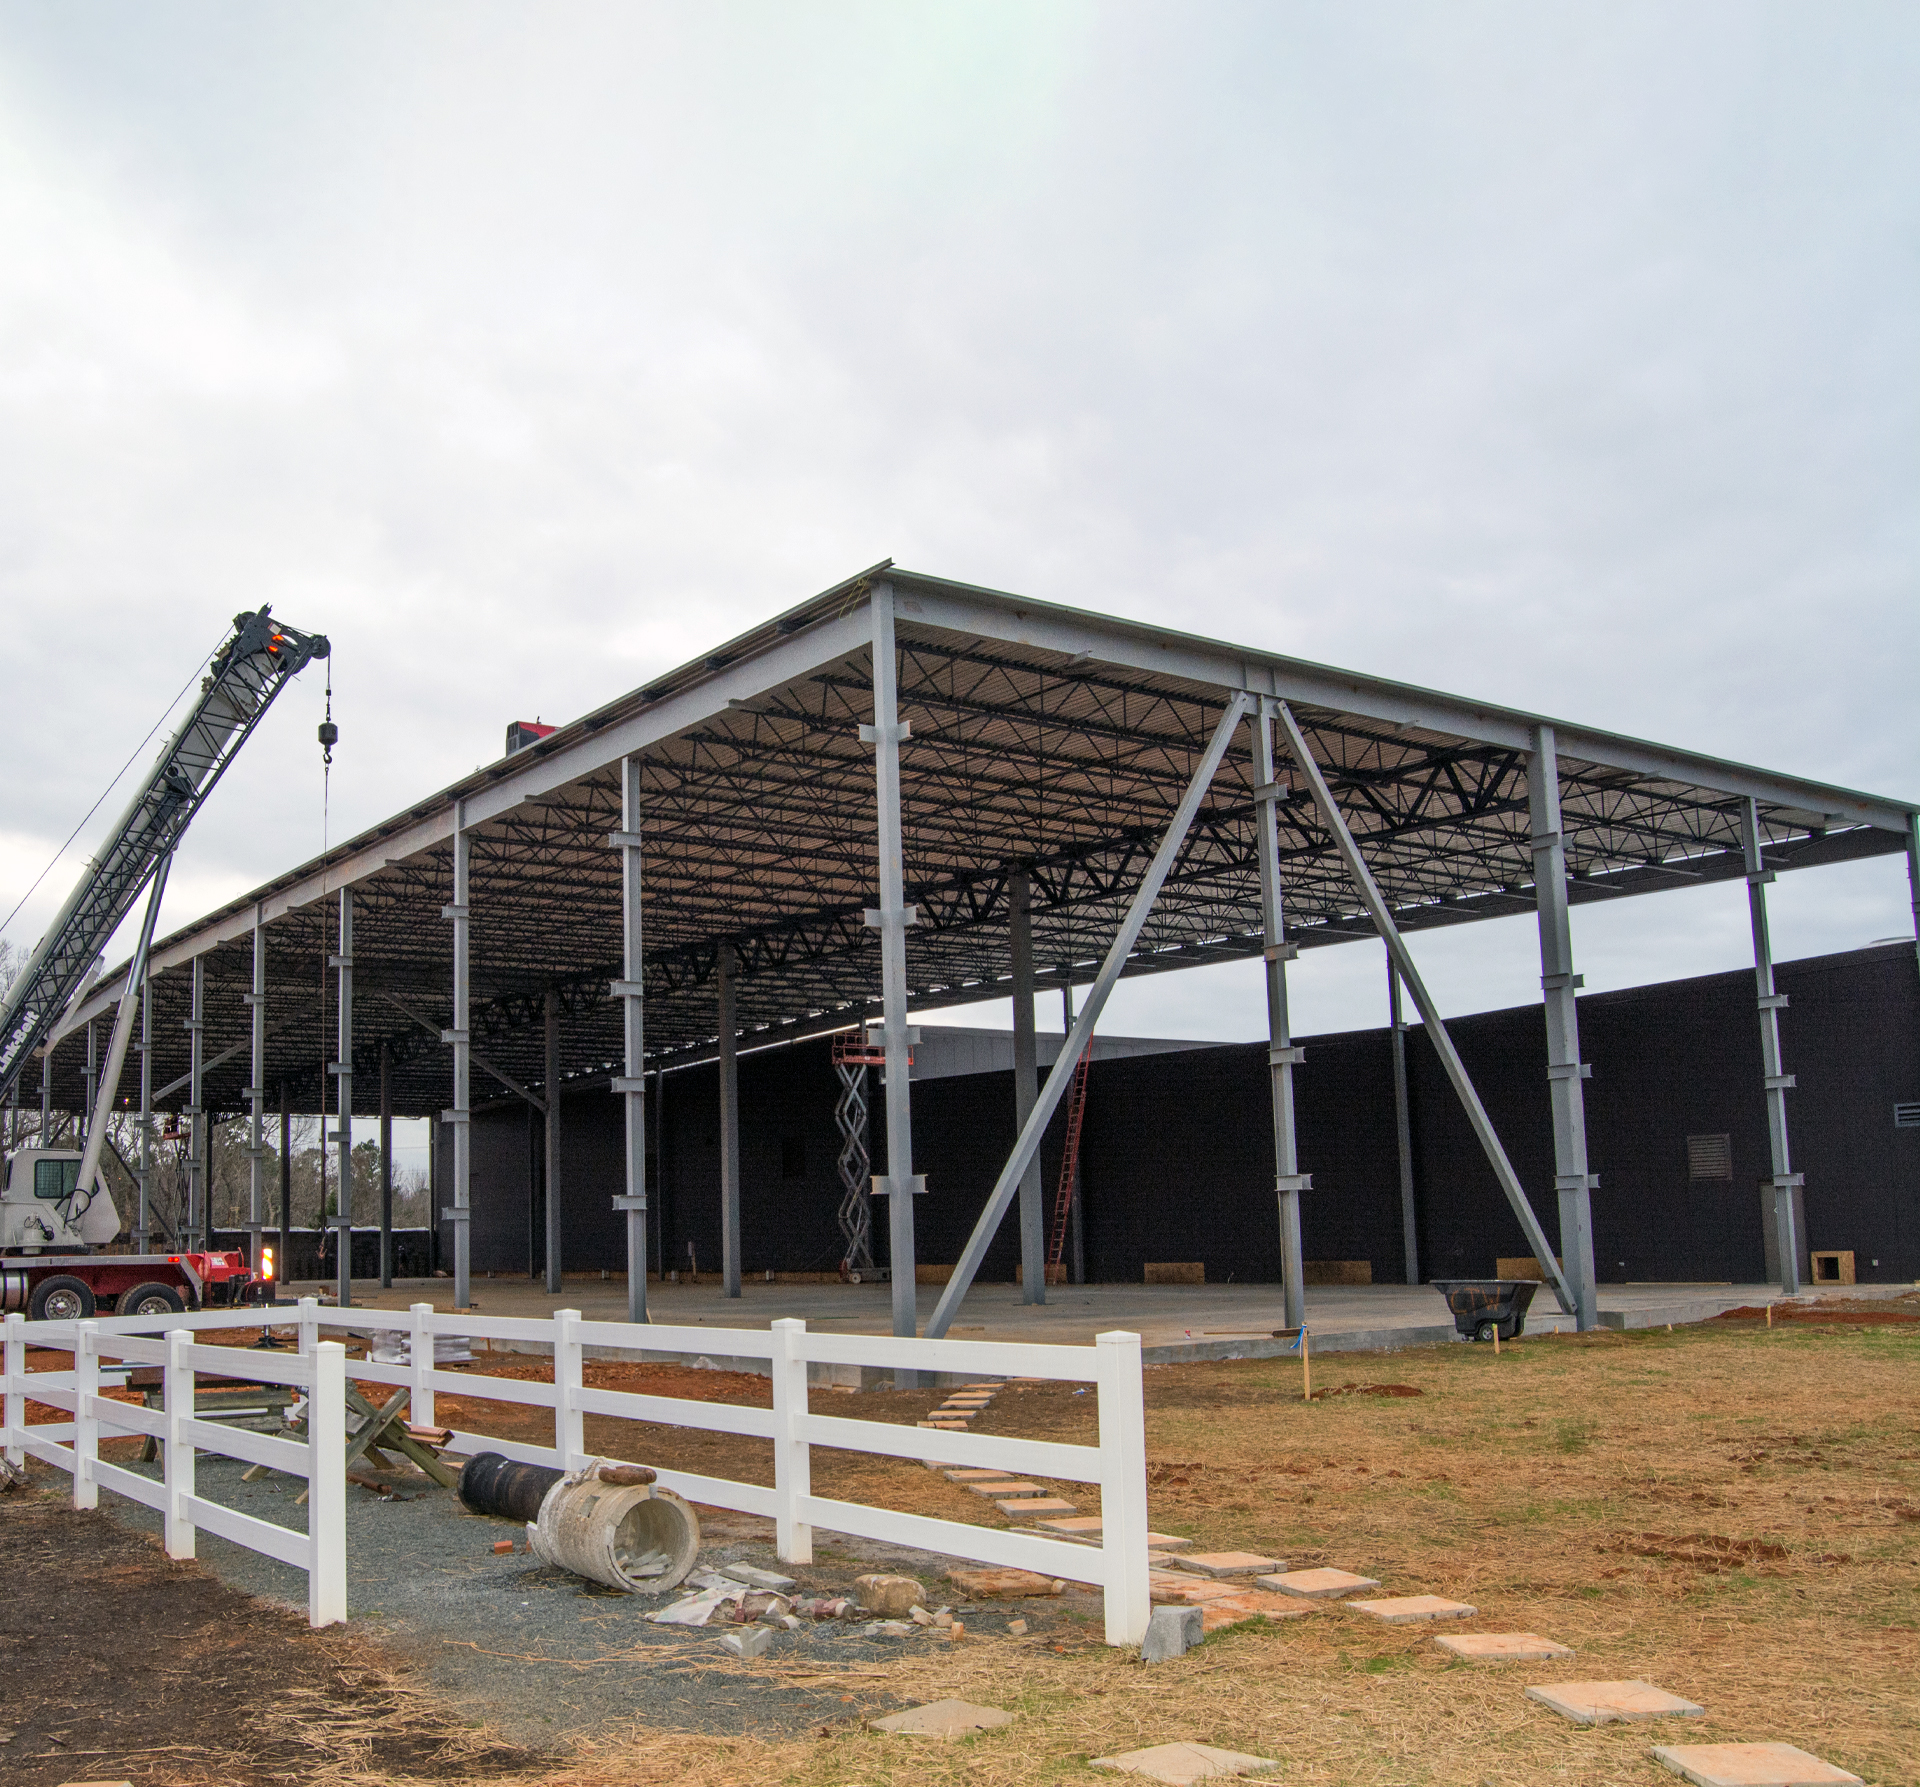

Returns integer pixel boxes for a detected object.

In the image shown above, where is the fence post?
[308,1340,347,1627]
[771,1318,812,1565]
[163,1328,195,1560]
[1095,1329,1150,1647]
[297,1294,319,1361]
[73,1321,99,1510]
[409,1302,435,1427]
[554,1309,584,1468]
[4,1313,23,1466]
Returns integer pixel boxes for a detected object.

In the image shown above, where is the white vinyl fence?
[3,1312,347,1627]
[5,1301,1152,1647]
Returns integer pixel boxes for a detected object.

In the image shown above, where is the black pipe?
[458,1451,564,1522]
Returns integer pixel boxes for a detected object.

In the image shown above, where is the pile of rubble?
[648,1566,970,1658]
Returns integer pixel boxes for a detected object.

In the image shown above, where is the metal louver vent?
[1686,1133,1733,1180]
[1896,1102,1920,1130]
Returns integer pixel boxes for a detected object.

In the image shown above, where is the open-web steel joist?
[40,566,1920,1327]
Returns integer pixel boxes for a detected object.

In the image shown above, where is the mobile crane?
[0,608,328,1319]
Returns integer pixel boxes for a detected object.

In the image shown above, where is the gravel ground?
[96,1451,1094,1751]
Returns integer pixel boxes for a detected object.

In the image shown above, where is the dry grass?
[549,1300,1918,1787]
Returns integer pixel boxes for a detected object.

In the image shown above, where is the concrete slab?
[1171,1551,1282,1577]
[871,1698,1016,1739]
[1434,1631,1572,1661]
[1526,1681,1706,1725]
[1091,1742,1279,1783]
[998,1496,1076,1515]
[1259,1567,1378,1598]
[1346,1595,1477,1623]
[1650,1742,1864,1786]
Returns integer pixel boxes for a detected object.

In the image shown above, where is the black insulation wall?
[441,942,1920,1287]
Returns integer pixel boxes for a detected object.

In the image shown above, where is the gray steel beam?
[1009,866,1045,1305]
[39,1046,50,1139]
[246,905,266,1269]
[1743,797,1803,1295]
[1061,977,1085,1285]
[82,1020,96,1149]
[869,584,923,1343]
[379,1040,393,1289]
[332,887,353,1307]
[926,693,1250,1340]
[185,954,205,1247]
[1252,707,1307,1329]
[1388,951,1418,1286]
[448,806,473,1309]
[610,756,649,1322]
[543,989,562,1295]
[717,941,741,1299]
[1529,726,1598,1331]
[893,575,1916,832]
[1272,698,1578,1318]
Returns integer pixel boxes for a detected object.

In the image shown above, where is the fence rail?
[3,1299,1152,1646]
[2,1311,347,1627]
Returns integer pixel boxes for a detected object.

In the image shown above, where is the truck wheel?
[30,1275,96,1322]
[117,1282,185,1317]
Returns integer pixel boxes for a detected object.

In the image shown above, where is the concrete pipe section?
[460,1452,700,1594]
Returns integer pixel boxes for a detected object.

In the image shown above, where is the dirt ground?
[5,1294,1916,1784]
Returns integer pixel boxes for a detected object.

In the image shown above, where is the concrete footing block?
[1141,1603,1204,1663]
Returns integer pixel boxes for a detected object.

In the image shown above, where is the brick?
[1089,1741,1278,1783]
[1346,1595,1477,1623]
[1434,1631,1572,1662]
[947,1567,1065,1598]
[998,1496,1076,1515]
[1172,1551,1282,1578]
[1649,1742,1863,1786]
[872,1698,1015,1739]
[1259,1567,1377,1598]
[1525,1680,1706,1725]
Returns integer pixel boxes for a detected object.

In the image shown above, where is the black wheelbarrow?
[1431,1279,1539,1342]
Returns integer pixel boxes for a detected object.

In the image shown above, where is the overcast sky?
[2,1,1915,1062]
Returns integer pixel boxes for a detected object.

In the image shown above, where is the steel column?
[378,1041,393,1289]
[543,988,562,1294]
[185,954,205,1248]
[1529,726,1598,1331]
[447,804,473,1309]
[82,1020,96,1150]
[1388,952,1419,1285]
[246,906,267,1274]
[137,966,152,1250]
[1009,867,1045,1304]
[717,942,741,1298]
[868,585,922,1341]
[331,889,353,1307]
[1743,798,1804,1295]
[1252,708,1308,1329]
[608,758,649,1322]
[279,1082,291,1282]
[1272,699,1578,1318]
[1062,977,1085,1285]
[38,1045,50,1142]
[1906,812,1920,980]
[927,693,1249,1339]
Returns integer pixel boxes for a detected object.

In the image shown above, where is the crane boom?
[0,608,329,1108]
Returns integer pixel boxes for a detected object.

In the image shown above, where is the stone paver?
[999,1496,1076,1515]
[945,1467,1012,1481]
[1198,1590,1313,1631]
[1035,1515,1105,1535]
[967,1479,1043,1496]
[1434,1632,1573,1661]
[872,1698,1016,1739]
[1171,1551,1282,1577]
[1526,1681,1706,1725]
[1150,1575,1256,1605]
[1089,1741,1279,1783]
[1259,1567,1378,1598]
[1346,1594,1477,1623]
[1649,1742,1864,1786]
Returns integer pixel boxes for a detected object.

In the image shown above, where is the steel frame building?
[42,565,1920,1333]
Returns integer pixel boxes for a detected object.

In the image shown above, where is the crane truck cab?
[0,1143,265,1321]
